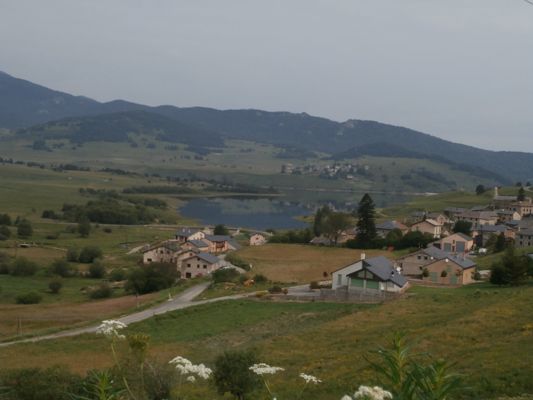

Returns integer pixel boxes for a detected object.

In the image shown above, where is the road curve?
[0,282,250,348]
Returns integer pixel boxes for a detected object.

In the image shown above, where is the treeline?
[61,200,156,225]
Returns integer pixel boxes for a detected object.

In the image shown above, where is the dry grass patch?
[236,244,393,283]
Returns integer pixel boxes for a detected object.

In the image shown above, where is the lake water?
[178,197,310,230]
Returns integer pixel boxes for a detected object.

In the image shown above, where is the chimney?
[361,252,366,260]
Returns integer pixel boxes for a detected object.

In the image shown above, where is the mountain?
[1,70,532,182]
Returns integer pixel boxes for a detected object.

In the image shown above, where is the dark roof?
[376,220,407,231]
[204,235,232,242]
[188,239,210,248]
[494,195,517,201]
[227,239,242,250]
[142,241,181,253]
[444,207,466,213]
[347,256,407,287]
[183,252,220,264]
[446,255,476,270]
[176,227,202,237]
[480,224,508,234]
[518,229,533,236]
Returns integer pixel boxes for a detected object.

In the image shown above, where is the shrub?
[214,224,230,235]
[0,225,11,240]
[66,247,79,262]
[17,219,33,238]
[79,246,103,263]
[88,261,106,279]
[45,233,59,240]
[109,268,126,281]
[441,270,448,278]
[225,253,250,270]
[422,268,429,278]
[125,263,178,294]
[212,268,240,283]
[49,259,75,277]
[268,285,283,294]
[0,213,12,226]
[77,217,91,238]
[103,227,113,233]
[89,283,112,299]
[16,292,43,304]
[310,281,320,289]
[10,257,38,276]
[213,350,260,400]
[41,210,59,219]
[253,273,268,283]
[48,279,63,294]
[65,225,77,234]
[0,366,82,400]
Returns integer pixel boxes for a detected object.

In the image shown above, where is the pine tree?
[356,193,377,248]
[517,186,526,201]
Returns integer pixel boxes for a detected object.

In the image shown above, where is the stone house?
[432,232,474,253]
[410,219,443,238]
[249,233,267,246]
[175,228,206,243]
[517,229,533,248]
[376,220,409,238]
[180,252,221,279]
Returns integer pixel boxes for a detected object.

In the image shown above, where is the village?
[141,186,533,300]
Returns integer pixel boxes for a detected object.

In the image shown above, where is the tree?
[66,247,79,262]
[48,279,63,294]
[213,350,260,400]
[475,184,486,195]
[0,213,11,226]
[321,212,352,245]
[214,224,230,235]
[10,257,38,276]
[49,259,75,277]
[490,264,508,285]
[452,220,472,236]
[88,260,106,279]
[125,263,178,294]
[77,217,91,238]
[78,246,103,263]
[355,193,377,248]
[503,247,528,285]
[17,219,33,238]
[517,186,526,201]
[494,233,507,253]
[0,225,11,240]
[313,205,332,236]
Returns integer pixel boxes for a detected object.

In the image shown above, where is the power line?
[524,0,533,5]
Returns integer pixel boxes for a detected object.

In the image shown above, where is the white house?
[331,254,408,293]
[249,233,267,246]
[175,228,206,243]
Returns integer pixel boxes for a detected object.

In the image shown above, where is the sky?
[1,0,532,152]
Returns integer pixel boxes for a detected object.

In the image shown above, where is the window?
[337,274,342,286]
[203,265,207,269]
[187,263,191,268]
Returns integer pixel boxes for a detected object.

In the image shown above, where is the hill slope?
[1,70,532,182]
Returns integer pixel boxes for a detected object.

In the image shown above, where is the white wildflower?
[353,385,393,400]
[169,356,212,380]
[341,396,353,400]
[96,320,127,339]
[299,372,322,384]
[186,375,196,383]
[249,363,285,376]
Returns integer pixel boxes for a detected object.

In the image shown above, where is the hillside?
[1,70,532,183]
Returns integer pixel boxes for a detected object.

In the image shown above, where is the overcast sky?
[1,0,532,151]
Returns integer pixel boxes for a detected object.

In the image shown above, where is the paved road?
[0,282,250,348]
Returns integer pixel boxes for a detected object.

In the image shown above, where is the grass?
[234,244,408,284]
[2,283,533,399]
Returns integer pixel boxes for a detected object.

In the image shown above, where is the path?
[0,282,250,348]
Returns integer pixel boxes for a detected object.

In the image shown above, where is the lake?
[178,197,310,230]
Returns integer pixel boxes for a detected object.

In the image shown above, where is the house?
[444,207,466,220]
[396,247,476,285]
[182,239,211,252]
[456,210,498,230]
[249,233,267,246]
[180,252,221,279]
[492,187,518,208]
[142,241,182,264]
[376,220,409,238]
[310,236,332,246]
[332,254,408,293]
[410,219,443,238]
[496,210,521,223]
[432,233,474,253]
[506,200,533,218]
[408,211,427,224]
[426,213,450,226]
[477,224,515,247]
[175,228,205,243]
[203,235,238,253]
[516,229,533,248]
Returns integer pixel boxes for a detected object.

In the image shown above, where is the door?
[456,242,465,252]
[449,273,458,285]
[351,278,364,288]
[429,272,438,283]
[366,280,379,290]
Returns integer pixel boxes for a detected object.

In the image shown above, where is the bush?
[109,268,126,281]
[0,366,82,400]
[17,219,33,238]
[225,253,250,270]
[16,292,43,304]
[89,283,112,299]
[79,246,103,263]
[0,225,11,240]
[309,281,320,289]
[441,270,448,278]
[212,268,240,283]
[77,217,91,238]
[253,273,268,283]
[49,259,75,278]
[125,263,178,294]
[103,227,113,233]
[66,247,79,262]
[41,210,59,219]
[213,350,260,400]
[268,285,283,294]
[0,213,12,226]
[48,279,63,294]
[88,261,106,279]
[10,257,38,276]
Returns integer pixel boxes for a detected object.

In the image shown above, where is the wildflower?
[186,375,196,383]
[249,363,285,375]
[299,372,322,384]
[169,356,212,380]
[96,320,127,339]
[352,385,393,400]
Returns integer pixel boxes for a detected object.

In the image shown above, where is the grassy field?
[1,283,533,399]
[234,244,409,284]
